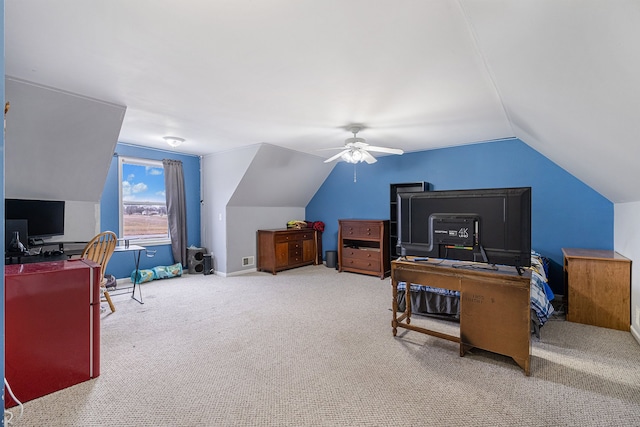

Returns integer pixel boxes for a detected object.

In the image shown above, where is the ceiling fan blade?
[362,150,378,164]
[324,150,349,163]
[364,145,404,155]
[317,147,349,151]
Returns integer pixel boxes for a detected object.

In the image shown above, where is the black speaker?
[187,247,208,274]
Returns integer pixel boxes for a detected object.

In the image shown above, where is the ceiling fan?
[323,125,404,164]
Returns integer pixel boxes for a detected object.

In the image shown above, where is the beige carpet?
[6,265,640,426]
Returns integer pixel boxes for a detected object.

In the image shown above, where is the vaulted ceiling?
[5,1,640,203]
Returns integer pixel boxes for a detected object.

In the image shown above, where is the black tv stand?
[28,237,45,247]
[5,241,88,265]
[5,252,69,265]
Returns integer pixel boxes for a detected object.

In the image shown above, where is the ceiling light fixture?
[341,149,363,164]
[163,136,185,148]
[323,125,403,165]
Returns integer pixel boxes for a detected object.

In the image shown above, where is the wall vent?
[242,256,255,267]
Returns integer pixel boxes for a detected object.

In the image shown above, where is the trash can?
[325,250,337,269]
[203,254,213,275]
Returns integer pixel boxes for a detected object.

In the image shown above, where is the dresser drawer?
[342,247,380,261]
[342,257,381,272]
[274,231,313,243]
[289,243,302,257]
[340,222,381,239]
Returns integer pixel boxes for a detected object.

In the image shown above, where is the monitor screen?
[5,198,65,240]
[396,187,531,270]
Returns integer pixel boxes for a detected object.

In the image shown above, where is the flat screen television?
[396,187,531,272]
[5,198,65,241]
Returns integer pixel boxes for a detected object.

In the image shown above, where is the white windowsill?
[125,238,171,247]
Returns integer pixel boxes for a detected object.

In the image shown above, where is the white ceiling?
[5,1,640,203]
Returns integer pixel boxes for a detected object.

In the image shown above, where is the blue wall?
[101,143,201,278]
[306,138,613,293]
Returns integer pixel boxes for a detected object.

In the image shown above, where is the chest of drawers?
[338,219,390,279]
[257,228,319,274]
[562,248,631,331]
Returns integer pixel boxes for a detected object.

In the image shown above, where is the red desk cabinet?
[4,259,101,407]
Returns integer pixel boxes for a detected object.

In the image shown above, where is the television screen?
[5,198,65,240]
[396,187,531,271]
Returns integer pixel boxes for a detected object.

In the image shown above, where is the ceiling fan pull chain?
[354,164,357,183]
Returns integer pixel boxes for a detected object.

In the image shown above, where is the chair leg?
[102,288,116,313]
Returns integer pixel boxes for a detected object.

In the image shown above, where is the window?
[118,157,170,245]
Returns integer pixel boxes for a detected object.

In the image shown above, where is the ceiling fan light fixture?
[350,149,363,162]
[341,149,364,163]
[322,124,403,165]
[341,151,355,163]
[163,136,185,148]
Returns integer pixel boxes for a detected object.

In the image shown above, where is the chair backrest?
[82,231,117,283]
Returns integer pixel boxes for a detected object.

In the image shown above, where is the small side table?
[110,245,153,304]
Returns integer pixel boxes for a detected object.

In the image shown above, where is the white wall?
[614,201,640,344]
[46,201,100,243]
[226,206,305,274]
[4,79,124,247]
[201,145,259,275]
[5,78,124,203]
[201,143,333,275]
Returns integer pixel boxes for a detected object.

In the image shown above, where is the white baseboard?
[217,268,257,277]
[631,324,640,346]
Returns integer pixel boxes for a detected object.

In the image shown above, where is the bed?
[396,251,555,337]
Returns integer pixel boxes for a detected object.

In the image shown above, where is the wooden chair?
[82,231,118,313]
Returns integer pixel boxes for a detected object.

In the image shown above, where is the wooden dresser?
[562,248,631,331]
[257,228,319,274]
[338,219,390,279]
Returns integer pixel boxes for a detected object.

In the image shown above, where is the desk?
[391,258,531,375]
[110,245,148,304]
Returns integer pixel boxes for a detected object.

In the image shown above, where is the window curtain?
[163,159,187,267]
